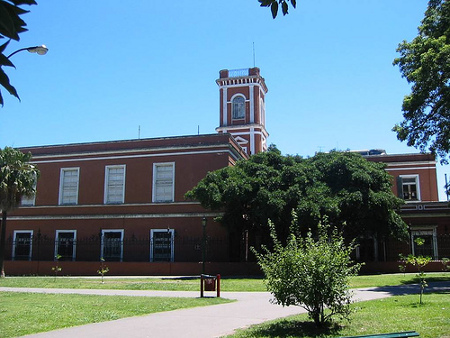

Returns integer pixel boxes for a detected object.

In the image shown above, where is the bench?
[340,331,420,338]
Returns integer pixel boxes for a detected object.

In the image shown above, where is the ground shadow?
[244,318,342,338]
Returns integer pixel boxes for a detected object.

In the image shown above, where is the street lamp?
[201,217,207,274]
[7,45,48,59]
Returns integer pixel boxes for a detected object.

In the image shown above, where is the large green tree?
[0,0,37,106]
[0,146,39,277]
[393,0,450,165]
[258,0,296,18]
[186,147,407,260]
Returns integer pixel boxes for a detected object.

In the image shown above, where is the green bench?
[340,331,420,338]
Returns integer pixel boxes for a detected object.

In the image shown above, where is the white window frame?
[150,229,174,262]
[55,230,77,261]
[399,174,421,202]
[12,230,33,261]
[104,165,126,204]
[152,162,175,203]
[101,229,124,262]
[21,172,37,206]
[411,226,438,260]
[59,167,80,205]
[231,94,246,120]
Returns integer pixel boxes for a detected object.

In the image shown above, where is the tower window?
[232,96,245,119]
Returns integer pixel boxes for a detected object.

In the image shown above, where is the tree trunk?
[0,210,7,278]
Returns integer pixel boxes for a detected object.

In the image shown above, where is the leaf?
[282,1,288,15]
[270,1,278,18]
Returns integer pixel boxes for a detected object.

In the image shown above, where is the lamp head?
[27,45,48,55]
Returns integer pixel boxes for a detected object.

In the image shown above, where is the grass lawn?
[0,292,231,338]
[227,292,450,338]
[0,272,448,291]
[0,272,450,291]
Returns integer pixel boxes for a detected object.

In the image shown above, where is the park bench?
[340,331,420,338]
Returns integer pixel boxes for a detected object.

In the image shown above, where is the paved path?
[1,282,449,338]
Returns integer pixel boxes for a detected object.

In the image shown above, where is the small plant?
[97,258,109,283]
[51,254,62,281]
[404,237,432,304]
[398,253,407,276]
[252,213,361,327]
[442,257,450,271]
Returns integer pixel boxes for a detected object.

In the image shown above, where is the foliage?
[187,147,407,258]
[0,146,39,277]
[442,257,450,271]
[399,238,432,304]
[51,254,62,281]
[97,258,109,283]
[258,0,296,18]
[393,0,450,165]
[253,215,361,327]
[0,0,37,106]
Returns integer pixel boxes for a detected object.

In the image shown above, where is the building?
[3,68,449,275]
[357,151,450,272]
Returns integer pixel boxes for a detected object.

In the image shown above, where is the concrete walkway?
[1,282,449,338]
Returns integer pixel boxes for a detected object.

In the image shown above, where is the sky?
[1,1,448,199]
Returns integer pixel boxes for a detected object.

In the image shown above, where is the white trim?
[150,229,175,262]
[30,148,242,164]
[58,168,80,205]
[233,136,248,144]
[152,162,175,203]
[9,211,223,221]
[399,174,421,202]
[250,127,255,155]
[104,165,126,204]
[222,87,228,126]
[218,82,266,91]
[386,166,436,171]
[249,85,254,123]
[55,230,77,261]
[101,229,124,262]
[12,230,33,261]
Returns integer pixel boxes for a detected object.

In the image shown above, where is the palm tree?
[0,147,39,277]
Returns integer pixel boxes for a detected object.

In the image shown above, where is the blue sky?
[1,1,448,199]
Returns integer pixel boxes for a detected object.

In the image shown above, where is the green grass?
[228,292,450,338]
[0,292,232,338]
[0,272,448,291]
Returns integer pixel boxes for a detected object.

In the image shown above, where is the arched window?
[232,96,245,119]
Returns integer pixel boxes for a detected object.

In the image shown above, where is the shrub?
[253,215,361,327]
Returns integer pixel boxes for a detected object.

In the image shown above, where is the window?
[12,231,33,261]
[153,163,175,202]
[411,227,438,260]
[21,173,37,206]
[104,165,126,204]
[397,175,420,201]
[150,229,174,262]
[101,230,124,262]
[232,96,245,119]
[59,168,80,205]
[55,230,77,261]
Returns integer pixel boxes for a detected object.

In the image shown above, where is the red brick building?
[3,68,449,275]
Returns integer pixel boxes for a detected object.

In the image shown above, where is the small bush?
[253,215,361,327]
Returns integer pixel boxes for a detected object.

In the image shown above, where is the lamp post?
[7,45,48,59]
[201,217,207,274]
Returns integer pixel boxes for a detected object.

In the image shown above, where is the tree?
[0,146,39,277]
[253,214,361,327]
[0,0,37,106]
[258,0,296,18]
[186,147,407,260]
[393,0,450,165]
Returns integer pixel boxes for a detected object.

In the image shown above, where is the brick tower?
[216,67,268,155]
